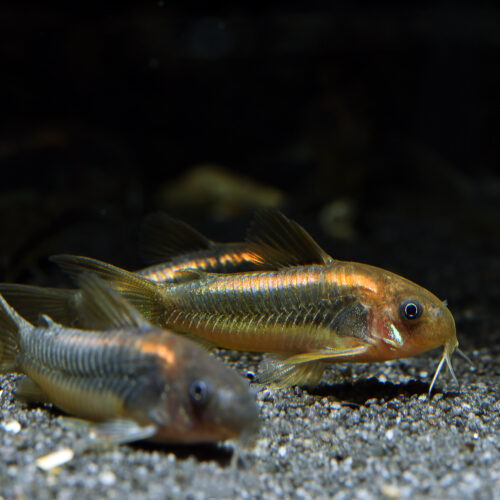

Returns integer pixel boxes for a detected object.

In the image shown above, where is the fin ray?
[258,354,326,388]
[61,417,157,448]
[50,255,166,325]
[0,284,78,326]
[139,212,213,265]
[283,346,369,365]
[0,294,30,372]
[78,273,151,330]
[15,376,51,404]
[246,210,334,267]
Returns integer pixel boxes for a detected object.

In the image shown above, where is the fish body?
[154,261,455,361]
[51,211,459,390]
[0,276,258,444]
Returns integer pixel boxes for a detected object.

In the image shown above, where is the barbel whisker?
[428,354,446,397]
[428,342,460,398]
[456,348,474,367]
[445,352,459,389]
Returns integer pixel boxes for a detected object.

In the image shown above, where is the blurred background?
[0,2,498,348]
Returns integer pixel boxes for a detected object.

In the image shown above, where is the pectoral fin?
[90,419,157,445]
[15,376,51,404]
[257,345,369,388]
[258,355,326,388]
[61,417,157,447]
[284,346,369,365]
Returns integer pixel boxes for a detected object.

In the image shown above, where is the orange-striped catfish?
[138,212,277,282]
[0,274,259,446]
[49,212,466,395]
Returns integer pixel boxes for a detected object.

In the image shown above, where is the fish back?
[18,326,165,422]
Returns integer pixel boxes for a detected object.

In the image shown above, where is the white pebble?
[1,420,21,434]
[99,470,117,486]
[36,448,74,471]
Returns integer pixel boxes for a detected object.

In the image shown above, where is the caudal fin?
[0,294,32,373]
[0,283,79,327]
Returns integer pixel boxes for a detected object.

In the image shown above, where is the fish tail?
[0,283,79,326]
[50,255,166,324]
[0,294,31,372]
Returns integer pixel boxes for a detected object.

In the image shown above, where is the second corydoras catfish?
[0,274,258,446]
[51,211,463,393]
[0,213,276,326]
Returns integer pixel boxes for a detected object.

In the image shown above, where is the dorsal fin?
[245,210,334,267]
[139,212,214,265]
[78,273,150,330]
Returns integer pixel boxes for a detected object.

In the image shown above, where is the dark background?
[0,6,498,499]
[0,2,498,349]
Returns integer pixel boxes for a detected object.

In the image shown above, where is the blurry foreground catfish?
[0,274,258,446]
[52,212,467,395]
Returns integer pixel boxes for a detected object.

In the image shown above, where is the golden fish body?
[156,261,456,363]
[0,276,258,444]
[52,245,458,390]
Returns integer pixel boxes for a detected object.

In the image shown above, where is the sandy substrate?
[1,344,498,500]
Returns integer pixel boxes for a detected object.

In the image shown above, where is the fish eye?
[189,379,212,406]
[399,299,423,321]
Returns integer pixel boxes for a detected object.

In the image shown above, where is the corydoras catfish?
[51,212,466,394]
[138,212,277,281]
[0,213,276,326]
[0,274,258,445]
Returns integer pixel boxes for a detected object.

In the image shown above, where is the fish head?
[371,272,457,358]
[366,267,459,393]
[149,337,259,445]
